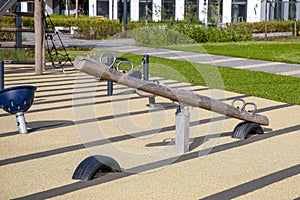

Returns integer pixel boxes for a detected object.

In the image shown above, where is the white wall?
[21,2,27,12]
[152,0,161,22]
[113,0,118,20]
[247,0,260,22]
[131,0,139,21]
[198,0,208,24]
[175,0,184,21]
[283,0,289,20]
[260,1,267,21]
[89,0,97,17]
[222,0,231,24]
[297,0,300,20]
[109,0,113,19]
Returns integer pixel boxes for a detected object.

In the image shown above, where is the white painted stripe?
[237,62,282,69]
[279,69,300,75]
[115,48,141,52]
[200,58,244,64]
[167,54,208,59]
[145,51,182,55]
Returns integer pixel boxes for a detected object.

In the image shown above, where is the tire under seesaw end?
[72,155,122,181]
[232,122,264,140]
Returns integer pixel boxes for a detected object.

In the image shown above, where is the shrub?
[1,14,298,42]
[131,26,195,46]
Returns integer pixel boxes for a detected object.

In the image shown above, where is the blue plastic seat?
[0,85,37,114]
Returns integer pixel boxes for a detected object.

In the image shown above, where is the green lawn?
[164,39,300,64]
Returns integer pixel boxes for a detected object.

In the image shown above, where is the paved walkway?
[22,32,300,78]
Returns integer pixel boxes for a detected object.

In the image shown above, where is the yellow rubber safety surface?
[0,64,299,200]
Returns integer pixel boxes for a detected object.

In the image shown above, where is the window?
[162,0,175,21]
[27,2,34,13]
[232,0,247,22]
[208,0,223,24]
[185,0,197,22]
[97,0,109,17]
[139,0,153,21]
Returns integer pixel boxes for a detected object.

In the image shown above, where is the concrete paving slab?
[0,64,299,200]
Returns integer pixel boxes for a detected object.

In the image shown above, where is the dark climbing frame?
[43,8,73,72]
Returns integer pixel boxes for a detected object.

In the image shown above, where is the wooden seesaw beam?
[73,56,269,126]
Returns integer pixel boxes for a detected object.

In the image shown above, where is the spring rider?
[0,85,37,134]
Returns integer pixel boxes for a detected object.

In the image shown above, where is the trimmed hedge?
[1,14,299,42]
[228,20,299,33]
[0,16,17,41]
[132,24,252,46]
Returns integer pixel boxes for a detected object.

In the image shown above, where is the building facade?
[20,0,300,24]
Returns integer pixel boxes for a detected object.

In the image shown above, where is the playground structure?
[0,85,36,134]
[0,0,72,73]
[44,13,73,72]
[72,54,269,181]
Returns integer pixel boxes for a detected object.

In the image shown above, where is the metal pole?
[143,54,149,81]
[16,112,28,134]
[123,0,127,30]
[175,105,190,153]
[107,56,114,96]
[142,54,155,107]
[68,0,71,16]
[0,60,4,90]
[16,2,22,48]
[107,81,113,96]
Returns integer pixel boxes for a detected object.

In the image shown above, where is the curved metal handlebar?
[232,98,257,116]
[87,52,116,69]
[116,61,134,75]
[99,52,116,69]
[242,102,257,116]
[231,98,246,111]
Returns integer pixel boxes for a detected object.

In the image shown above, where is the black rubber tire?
[232,122,264,140]
[72,155,121,181]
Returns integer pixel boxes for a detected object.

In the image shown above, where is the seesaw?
[72,55,269,181]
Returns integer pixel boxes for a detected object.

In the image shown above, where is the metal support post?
[123,0,127,31]
[143,54,149,81]
[0,60,4,90]
[143,54,155,107]
[175,104,190,153]
[107,55,114,96]
[16,2,22,48]
[16,112,28,134]
[107,81,113,96]
[148,96,156,108]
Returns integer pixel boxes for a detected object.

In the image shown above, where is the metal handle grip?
[116,61,134,75]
